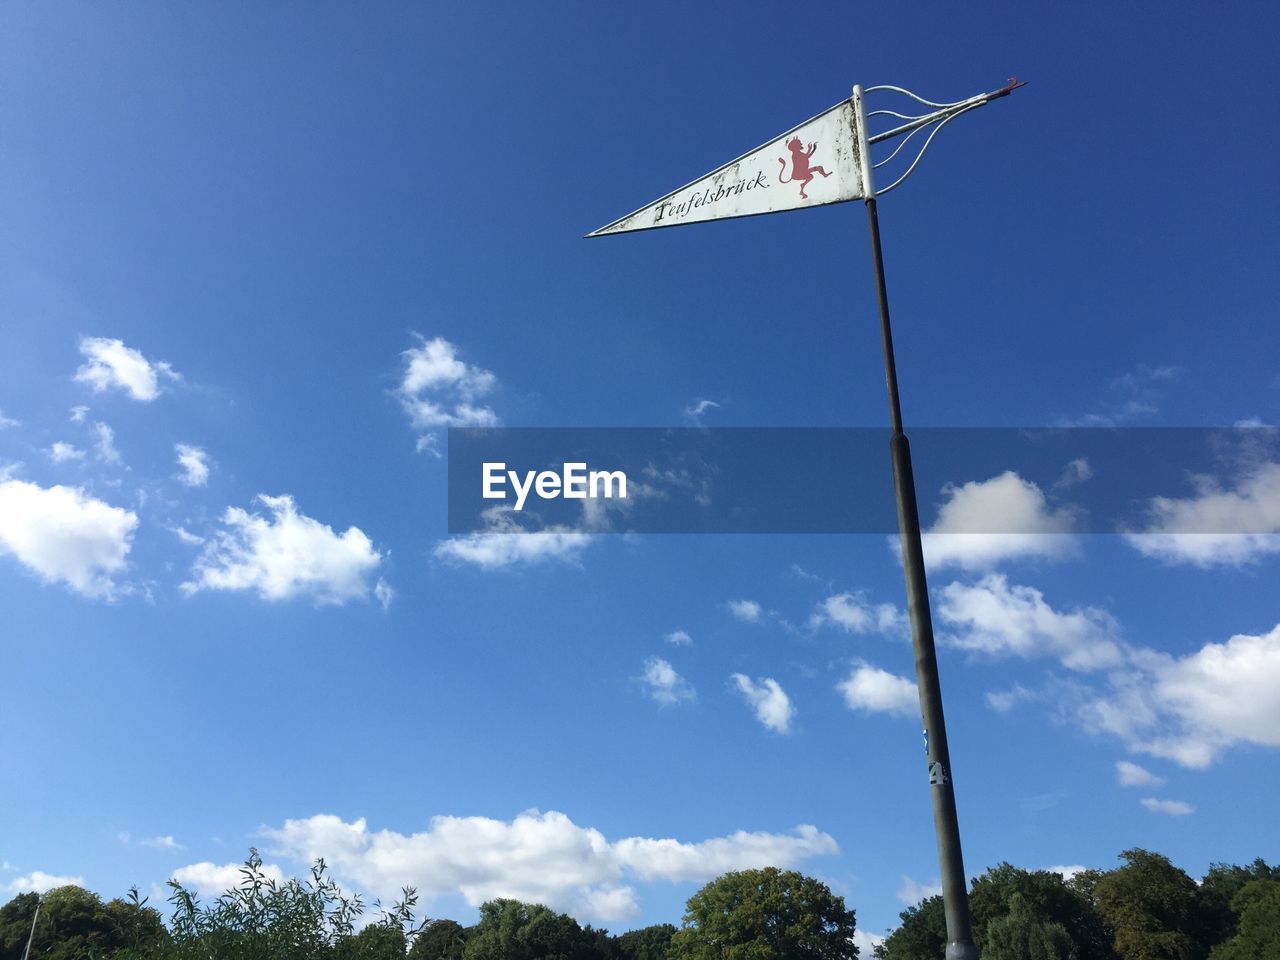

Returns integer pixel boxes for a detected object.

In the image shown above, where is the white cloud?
[1044,865,1087,882]
[726,599,763,623]
[640,657,695,706]
[0,409,19,429]
[171,526,205,546]
[664,629,693,646]
[1079,624,1280,768]
[613,824,836,883]
[1115,760,1165,788]
[47,441,86,463]
[1058,364,1178,427]
[69,405,88,423]
[171,860,286,897]
[182,494,382,605]
[897,875,941,905]
[264,810,836,924]
[1124,461,1280,566]
[986,684,1035,713]
[683,399,720,424]
[397,336,498,451]
[0,480,137,598]
[810,592,905,635]
[837,662,919,717]
[6,871,85,895]
[93,422,122,465]
[434,508,591,569]
[937,575,1124,671]
[75,336,179,402]
[731,674,794,733]
[175,444,210,487]
[374,578,394,611]
[854,930,885,955]
[1055,458,1093,490]
[142,835,183,850]
[1140,797,1193,816]
[920,471,1079,570]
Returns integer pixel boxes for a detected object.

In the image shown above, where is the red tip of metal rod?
[997,77,1029,95]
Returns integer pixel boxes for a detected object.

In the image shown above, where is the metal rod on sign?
[852,84,979,960]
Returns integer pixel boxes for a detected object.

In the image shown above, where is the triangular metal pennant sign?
[588,98,866,237]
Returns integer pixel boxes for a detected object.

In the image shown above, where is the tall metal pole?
[21,896,41,960]
[854,86,978,960]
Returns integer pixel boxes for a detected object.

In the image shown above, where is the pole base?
[945,942,979,960]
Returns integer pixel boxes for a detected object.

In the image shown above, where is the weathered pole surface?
[856,82,979,960]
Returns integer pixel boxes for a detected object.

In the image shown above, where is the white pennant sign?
[588,98,866,237]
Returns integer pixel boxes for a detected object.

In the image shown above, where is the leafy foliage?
[1207,880,1280,960]
[873,895,945,960]
[981,893,1077,960]
[969,864,1110,960]
[612,923,676,960]
[2,848,1277,960]
[1198,859,1280,951]
[409,918,471,959]
[461,898,601,960]
[1093,849,1203,960]
[668,866,858,960]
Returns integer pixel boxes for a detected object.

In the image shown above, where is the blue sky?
[2,0,1278,948]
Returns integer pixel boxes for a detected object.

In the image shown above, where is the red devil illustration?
[778,137,831,199]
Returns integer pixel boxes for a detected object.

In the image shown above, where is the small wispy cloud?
[985,684,1036,713]
[640,657,695,706]
[809,592,905,636]
[182,494,383,605]
[434,508,591,570]
[1115,760,1165,788]
[1140,797,1193,816]
[75,336,180,402]
[897,875,941,905]
[93,422,123,465]
[837,662,918,717]
[726,599,763,623]
[175,444,211,487]
[1124,461,1280,567]
[919,471,1079,571]
[665,629,693,646]
[1056,364,1178,427]
[46,442,86,463]
[374,578,395,611]
[397,335,498,453]
[731,674,793,733]
[683,398,720,424]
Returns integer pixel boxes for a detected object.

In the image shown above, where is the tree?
[668,867,858,960]
[982,893,1077,960]
[872,894,945,960]
[102,888,172,958]
[10,884,133,960]
[1093,849,1203,960]
[409,919,471,960]
[612,923,675,960]
[1207,880,1280,960]
[0,892,40,960]
[335,924,408,960]
[163,848,422,960]
[462,899,601,960]
[969,864,1109,960]
[1198,860,1279,952]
